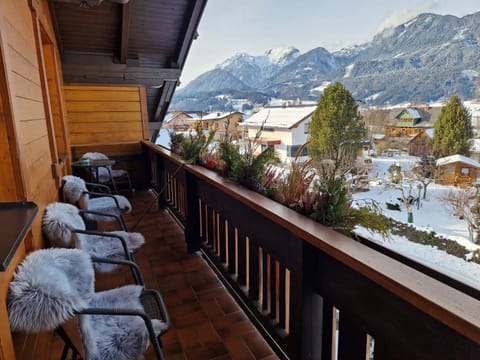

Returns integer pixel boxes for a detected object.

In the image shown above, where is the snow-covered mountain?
[172,11,480,111]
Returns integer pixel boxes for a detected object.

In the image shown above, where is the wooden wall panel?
[0,1,69,358]
[65,84,149,145]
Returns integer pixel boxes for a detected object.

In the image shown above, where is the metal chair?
[82,152,133,193]
[61,175,131,230]
[42,202,145,284]
[8,248,170,360]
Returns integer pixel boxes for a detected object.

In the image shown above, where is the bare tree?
[411,157,436,199]
[440,187,479,243]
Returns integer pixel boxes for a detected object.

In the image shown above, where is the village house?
[436,154,480,187]
[385,105,440,137]
[163,111,203,131]
[200,111,244,139]
[242,105,316,163]
[408,128,434,157]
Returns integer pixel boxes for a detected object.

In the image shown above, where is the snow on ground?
[352,155,480,288]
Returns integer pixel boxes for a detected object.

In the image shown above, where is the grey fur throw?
[8,248,167,359]
[42,202,145,272]
[8,248,93,332]
[62,175,132,215]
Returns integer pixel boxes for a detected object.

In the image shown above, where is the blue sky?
[180,0,479,87]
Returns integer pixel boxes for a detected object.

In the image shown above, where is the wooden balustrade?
[143,141,480,360]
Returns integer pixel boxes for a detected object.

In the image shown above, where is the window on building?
[461,167,470,176]
[287,145,308,157]
[304,122,309,134]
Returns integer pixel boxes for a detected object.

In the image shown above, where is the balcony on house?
[0,1,479,360]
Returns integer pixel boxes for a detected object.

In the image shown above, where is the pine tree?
[307,82,366,176]
[433,96,473,157]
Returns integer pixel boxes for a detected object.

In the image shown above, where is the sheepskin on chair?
[62,175,132,222]
[8,248,167,360]
[82,152,111,183]
[8,248,93,332]
[43,202,144,273]
[79,285,168,360]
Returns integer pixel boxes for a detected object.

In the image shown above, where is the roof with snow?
[244,105,316,129]
[436,154,480,168]
[202,111,242,121]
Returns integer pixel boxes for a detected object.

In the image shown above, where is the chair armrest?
[73,229,131,258]
[82,191,121,209]
[141,289,171,334]
[85,182,112,194]
[76,306,166,360]
[79,209,126,230]
[90,255,144,286]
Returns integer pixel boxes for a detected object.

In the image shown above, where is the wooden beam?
[119,2,131,64]
[46,0,64,56]
[174,0,207,69]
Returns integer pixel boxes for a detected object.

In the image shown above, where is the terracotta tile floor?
[100,191,279,360]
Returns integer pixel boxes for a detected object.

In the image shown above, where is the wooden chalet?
[162,111,202,131]
[0,1,479,360]
[385,105,440,137]
[436,154,480,187]
[200,111,244,138]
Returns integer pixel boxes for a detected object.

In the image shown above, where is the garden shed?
[436,154,480,187]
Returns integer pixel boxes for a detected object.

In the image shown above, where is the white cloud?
[377,2,441,32]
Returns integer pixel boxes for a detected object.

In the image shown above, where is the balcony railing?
[143,141,480,360]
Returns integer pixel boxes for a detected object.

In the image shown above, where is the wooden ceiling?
[49,0,207,126]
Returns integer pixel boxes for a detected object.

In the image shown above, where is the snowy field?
[352,156,480,289]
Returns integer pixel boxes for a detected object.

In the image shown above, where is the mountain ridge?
[172,11,480,111]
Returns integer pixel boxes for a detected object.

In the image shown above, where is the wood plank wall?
[65,84,149,144]
[0,1,67,359]
[65,84,150,188]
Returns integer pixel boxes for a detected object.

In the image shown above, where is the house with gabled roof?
[242,105,316,162]
[385,105,441,137]
[436,154,480,187]
[200,111,244,139]
[163,111,203,131]
[408,128,434,157]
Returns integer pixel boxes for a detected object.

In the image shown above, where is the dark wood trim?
[119,2,131,64]
[174,0,207,68]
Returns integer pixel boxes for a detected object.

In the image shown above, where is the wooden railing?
[143,142,480,360]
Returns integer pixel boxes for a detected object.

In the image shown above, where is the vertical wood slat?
[270,257,278,323]
[248,237,259,301]
[206,205,213,248]
[184,171,200,252]
[227,224,236,275]
[198,199,205,241]
[237,229,247,286]
[337,315,367,360]
[278,263,287,330]
[321,303,335,360]
[219,217,227,263]
[261,249,268,311]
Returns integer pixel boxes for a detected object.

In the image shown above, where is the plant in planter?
[168,130,185,155]
[218,116,278,190]
[180,121,216,165]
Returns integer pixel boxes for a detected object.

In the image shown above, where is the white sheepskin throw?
[86,195,132,214]
[42,202,144,272]
[62,175,88,203]
[76,231,145,273]
[79,285,168,360]
[82,152,111,183]
[42,202,86,247]
[62,175,132,216]
[8,248,94,332]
